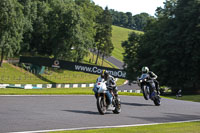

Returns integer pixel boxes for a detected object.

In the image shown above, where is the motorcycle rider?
[141,66,160,95]
[93,70,117,110]
[93,71,105,98]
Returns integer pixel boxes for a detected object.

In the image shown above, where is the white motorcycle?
[94,81,121,115]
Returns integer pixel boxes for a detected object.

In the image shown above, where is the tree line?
[123,0,200,93]
[0,0,113,66]
[109,9,155,31]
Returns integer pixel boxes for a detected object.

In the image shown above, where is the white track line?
[0,95,137,97]
[0,95,93,97]
[10,119,200,133]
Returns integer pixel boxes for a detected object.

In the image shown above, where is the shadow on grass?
[35,74,56,84]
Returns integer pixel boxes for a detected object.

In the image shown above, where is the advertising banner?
[20,56,126,79]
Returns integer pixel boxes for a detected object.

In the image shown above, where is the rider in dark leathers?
[142,67,160,95]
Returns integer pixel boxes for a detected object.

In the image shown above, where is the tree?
[28,0,50,56]
[133,13,154,31]
[20,0,98,63]
[18,0,38,55]
[109,9,155,31]
[123,0,200,93]
[119,12,128,27]
[95,7,113,65]
[73,0,97,62]
[126,12,135,29]
[169,0,200,92]
[122,32,142,82]
[0,0,24,66]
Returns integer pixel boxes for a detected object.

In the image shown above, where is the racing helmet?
[142,66,149,73]
[101,70,109,79]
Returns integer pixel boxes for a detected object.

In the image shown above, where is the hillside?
[111,25,143,61]
[0,25,139,84]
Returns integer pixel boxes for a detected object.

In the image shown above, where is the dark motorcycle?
[138,74,161,106]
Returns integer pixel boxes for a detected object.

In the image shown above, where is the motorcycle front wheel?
[141,85,150,100]
[113,97,121,114]
[97,96,107,115]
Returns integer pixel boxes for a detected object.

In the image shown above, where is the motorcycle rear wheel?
[153,96,161,106]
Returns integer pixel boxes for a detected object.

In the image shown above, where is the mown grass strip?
[166,95,200,102]
[49,121,200,133]
[1,88,199,103]
[0,88,142,96]
[0,88,94,95]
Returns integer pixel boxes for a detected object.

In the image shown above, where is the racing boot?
[107,104,115,110]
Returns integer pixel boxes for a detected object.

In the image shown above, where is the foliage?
[74,0,98,62]
[122,0,200,93]
[0,0,24,66]
[18,0,37,54]
[94,7,113,65]
[122,32,143,81]
[19,0,96,62]
[0,0,112,64]
[133,13,155,31]
[109,9,155,31]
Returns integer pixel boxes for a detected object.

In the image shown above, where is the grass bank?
[0,57,125,85]
[0,63,99,84]
[50,121,200,133]
[112,25,143,61]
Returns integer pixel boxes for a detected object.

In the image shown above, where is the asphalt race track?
[0,95,200,133]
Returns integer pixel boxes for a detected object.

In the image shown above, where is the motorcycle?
[138,73,161,106]
[93,81,121,115]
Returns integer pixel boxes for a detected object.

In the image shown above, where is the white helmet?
[142,66,149,73]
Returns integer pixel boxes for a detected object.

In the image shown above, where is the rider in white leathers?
[93,70,117,110]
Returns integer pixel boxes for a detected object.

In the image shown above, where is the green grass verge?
[112,25,143,61]
[0,88,94,95]
[1,87,199,104]
[166,95,200,102]
[0,88,142,96]
[50,121,200,133]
